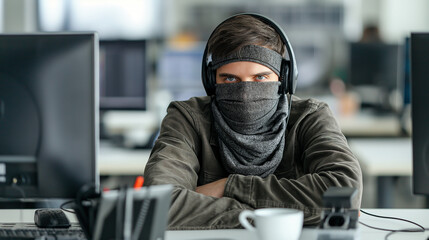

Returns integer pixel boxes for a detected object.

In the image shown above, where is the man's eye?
[225,77,236,82]
[255,75,267,80]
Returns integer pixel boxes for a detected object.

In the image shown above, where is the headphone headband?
[201,13,298,96]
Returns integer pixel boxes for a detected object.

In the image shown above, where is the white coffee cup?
[239,208,303,240]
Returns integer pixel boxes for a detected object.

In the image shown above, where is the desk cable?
[359,209,429,240]
[60,200,76,214]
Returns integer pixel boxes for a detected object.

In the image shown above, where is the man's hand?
[195,178,227,198]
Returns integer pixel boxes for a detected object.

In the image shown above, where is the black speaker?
[201,13,298,96]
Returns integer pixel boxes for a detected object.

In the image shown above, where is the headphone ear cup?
[290,62,298,94]
[206,64,216,96]
[280,59,290,94]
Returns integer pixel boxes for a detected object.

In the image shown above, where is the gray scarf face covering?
[211,82,289,178]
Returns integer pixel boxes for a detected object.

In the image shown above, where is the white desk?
[348,138,413,208]
[338,113,402,137]
[348,138,412,176]
[1,209,428,240]
[167,208,429,240]
[99,141,151,176]
[166,209,429,240]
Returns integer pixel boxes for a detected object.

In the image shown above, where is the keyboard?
[0,223,86,240]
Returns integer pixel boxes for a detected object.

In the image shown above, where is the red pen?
[133,176,144,189]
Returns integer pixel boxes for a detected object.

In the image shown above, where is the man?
[144,14,362,230]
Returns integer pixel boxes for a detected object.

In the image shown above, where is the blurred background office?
[1,0,428,208]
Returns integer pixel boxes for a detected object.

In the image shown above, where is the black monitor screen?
[0,33,99,205]
[348,42,402,111]
[349,42,400,89]
[411,33,429,196]
[99,40,147,110]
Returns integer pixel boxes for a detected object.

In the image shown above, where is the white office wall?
[361,0,381,25]
[38,0,67,31]
[380,0,429,43]
[3,0,37,33]
[334,0,429,43]
[343,0,362,41]
[0,0,3,32]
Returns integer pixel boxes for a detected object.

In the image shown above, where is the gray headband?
[211,45,283,76]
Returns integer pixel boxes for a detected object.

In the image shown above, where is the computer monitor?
[410,33,429,196]
[402,37,411,106]
[0,33,99,207]
[99,40,147,110]
[157,46,206,101]
[348,42,402,111]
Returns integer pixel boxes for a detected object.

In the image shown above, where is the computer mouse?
[34,209,71,228]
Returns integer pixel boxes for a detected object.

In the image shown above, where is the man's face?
[215,61,279,84]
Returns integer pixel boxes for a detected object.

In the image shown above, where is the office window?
[38,0,164,39]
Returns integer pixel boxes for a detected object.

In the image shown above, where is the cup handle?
[239,210,256,231]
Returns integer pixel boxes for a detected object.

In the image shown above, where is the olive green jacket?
[143,96,362,230]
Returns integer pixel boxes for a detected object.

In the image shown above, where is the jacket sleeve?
[143,101,251,230]
[223,102,363,225]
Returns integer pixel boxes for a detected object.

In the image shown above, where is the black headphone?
[201,13,298,96]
